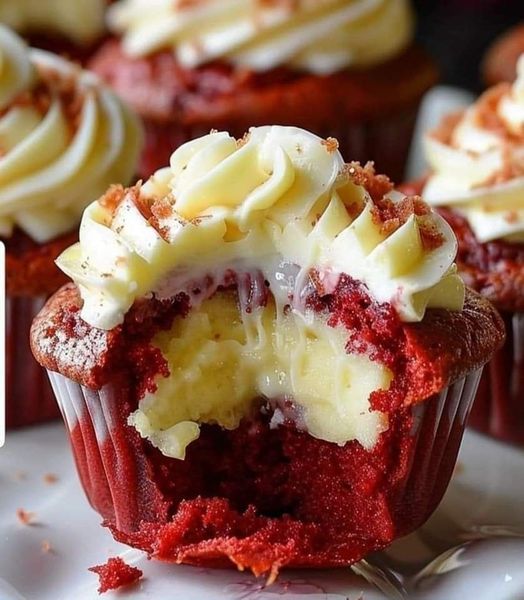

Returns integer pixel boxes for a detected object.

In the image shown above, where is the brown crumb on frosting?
[344,161,444,250]
[344,161,394,204]
[505,210,519,223]
[41,540,53,554]
[429,111,464,144]
[236,131,251,148]
[321,137,339,153]
[99,184,126,215]
[16,508,36,526]
[7,64,87,135]
[150,197,173,220]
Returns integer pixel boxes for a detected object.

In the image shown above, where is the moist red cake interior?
[32,269,503,575]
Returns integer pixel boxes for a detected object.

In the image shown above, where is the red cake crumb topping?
[4,70,85,136]
[98,184,126,215]
[321,137,339,153]
[89,557,143,595]
[345,162,444,250]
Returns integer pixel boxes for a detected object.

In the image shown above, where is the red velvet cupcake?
[88,0,437,181]
[421,60,524,445]
[0,26,142,428]
[482,23,524,87]
[0,0,110,63]
[31,126,503,577]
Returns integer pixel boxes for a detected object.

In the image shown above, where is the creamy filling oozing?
[129,284,391,460]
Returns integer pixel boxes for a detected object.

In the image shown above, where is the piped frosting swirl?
[0,26,143,243]
[108,0,414,75]
[424,54,524,243]
[57,125,464,330]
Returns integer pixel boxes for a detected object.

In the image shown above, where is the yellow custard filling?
[129,290,391,459]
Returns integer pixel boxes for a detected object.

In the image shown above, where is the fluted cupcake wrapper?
[6,295,60,428]
[139,108,417,183]
[47,367,482,566]
[470,311,524,446]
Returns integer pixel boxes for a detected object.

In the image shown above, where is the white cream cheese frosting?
[58,125,463,330]
[424,54,524,244]
[0,25,143,243]
[57,125,464,459]
[0,0,106,45]
[108,0,414,75]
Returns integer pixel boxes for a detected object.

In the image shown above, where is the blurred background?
[414,0,524,91]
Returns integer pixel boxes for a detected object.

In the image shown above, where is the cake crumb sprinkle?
[321,137,339,153]
[16,508,36,526]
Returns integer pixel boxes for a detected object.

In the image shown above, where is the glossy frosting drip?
[130,289,391,459]
[424,54,524,243]
[108,0,414,74]
[0,0,106,45]
[0,26,143,243]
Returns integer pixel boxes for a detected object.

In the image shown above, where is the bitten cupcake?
[0,0,108,62]
[1,25,142,428]
[482,23,524,87]
[89,0,437,181]
[31,126,503,577]
[422,56,524,445]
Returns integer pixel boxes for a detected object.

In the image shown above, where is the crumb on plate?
[89,557,143,594]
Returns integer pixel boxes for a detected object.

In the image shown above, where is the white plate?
[2,87,524,599]
[1,423,524,600]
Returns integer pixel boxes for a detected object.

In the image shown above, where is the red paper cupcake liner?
[139,108,418,183]
[469,311,524,445]
[6,295,61,428]
[47,367,482,569]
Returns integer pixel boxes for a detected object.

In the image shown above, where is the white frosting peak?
[424,53,524,243]
[108,0,414,74]
[0,26,143,243]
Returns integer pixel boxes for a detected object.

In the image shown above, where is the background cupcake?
[31,126,503,576]
[1,25,142,428]
[422,55,524,445]
[0,0,109,62]
[482,22,524,86]
[88,0,438,181]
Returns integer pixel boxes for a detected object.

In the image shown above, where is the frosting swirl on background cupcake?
[57,125,463,330]
[424,54,524,244]
[108,0,414,74]
[0,26,143,243]
[0,0,106,45]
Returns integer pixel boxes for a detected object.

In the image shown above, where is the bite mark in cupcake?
[31,125,504,575]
